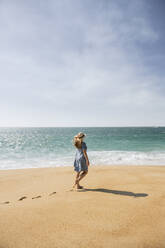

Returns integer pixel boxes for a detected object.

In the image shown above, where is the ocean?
[0,127,165,170]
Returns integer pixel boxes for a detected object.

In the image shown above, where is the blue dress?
[74,142,88,172]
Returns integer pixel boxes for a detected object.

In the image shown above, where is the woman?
[73,132,90,189]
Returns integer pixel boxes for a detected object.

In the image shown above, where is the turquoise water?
[0,127,165,169]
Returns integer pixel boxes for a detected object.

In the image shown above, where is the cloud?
[0,0,164,126]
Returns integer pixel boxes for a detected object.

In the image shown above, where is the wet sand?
[0,165,165,248]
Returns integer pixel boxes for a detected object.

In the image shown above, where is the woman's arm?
[83,150,90,166]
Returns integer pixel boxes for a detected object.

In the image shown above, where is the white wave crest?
[0,150,165,170]
[88,150,165,166]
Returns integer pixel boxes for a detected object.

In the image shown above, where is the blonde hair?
[73,133,85,149]
[73,136,83,149]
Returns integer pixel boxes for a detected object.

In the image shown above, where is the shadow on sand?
[81,188,148,197]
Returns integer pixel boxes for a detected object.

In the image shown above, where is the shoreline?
[0,163,165,172]
[0,165,165,247]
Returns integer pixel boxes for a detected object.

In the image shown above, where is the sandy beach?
[0,165,165,248]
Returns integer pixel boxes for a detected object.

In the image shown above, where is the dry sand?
[0,165,165,248]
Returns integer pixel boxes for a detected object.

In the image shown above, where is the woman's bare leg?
[79,171,88,181]
[73,172,80,188]
[73,171,88,189]
[76,171,88,188]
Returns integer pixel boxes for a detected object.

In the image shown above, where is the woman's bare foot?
[76,184,84,189]
[72,181,83,190]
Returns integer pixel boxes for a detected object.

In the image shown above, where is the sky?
[0,0,165,127]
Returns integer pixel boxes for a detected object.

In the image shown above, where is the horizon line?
[0,126,164,128]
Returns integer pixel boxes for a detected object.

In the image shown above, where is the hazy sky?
[0,0,165,127]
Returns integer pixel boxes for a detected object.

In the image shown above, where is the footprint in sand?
[18,196,27,201]
[49,192,56,196]
[1,201,10,204]
[1,192,57,205]
[32,195,41,199]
